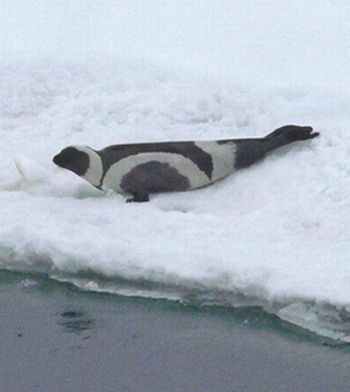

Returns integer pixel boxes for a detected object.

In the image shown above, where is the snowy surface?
[0,1,350,340]
[2,1,350,90]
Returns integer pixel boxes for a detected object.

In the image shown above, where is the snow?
[2,1,350,90]
[0,1,349,339]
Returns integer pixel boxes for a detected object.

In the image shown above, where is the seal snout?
[53,153,63,167]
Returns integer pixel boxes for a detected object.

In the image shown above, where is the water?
[1,269,350,392]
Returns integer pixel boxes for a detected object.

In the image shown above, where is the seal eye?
[53,147,89,176]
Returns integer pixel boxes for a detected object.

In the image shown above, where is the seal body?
[53,125,319,202]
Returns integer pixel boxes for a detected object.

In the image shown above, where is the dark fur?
[99,141,214,181]
[219,125,319,169]
[121,161,190,202]
[53,147,89,176]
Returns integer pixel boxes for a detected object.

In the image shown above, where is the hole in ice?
[57,309,95,333]
[60,310,84,318]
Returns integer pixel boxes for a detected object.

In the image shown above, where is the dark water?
[1,270,350,392]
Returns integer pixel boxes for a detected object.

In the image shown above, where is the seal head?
[53,146,103,188]
[53,147,89,176]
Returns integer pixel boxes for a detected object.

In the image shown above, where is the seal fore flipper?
[126,191,150,203]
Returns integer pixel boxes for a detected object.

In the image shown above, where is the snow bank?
[0,62,349,340]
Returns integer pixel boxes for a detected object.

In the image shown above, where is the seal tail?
[234,125,319,169]
[263,125,319,154]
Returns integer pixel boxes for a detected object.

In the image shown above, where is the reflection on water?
[57,309,95,333]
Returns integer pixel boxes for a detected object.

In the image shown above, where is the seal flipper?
[234,125,319,169]
[264,125,319,151]
[126,191,150,203]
